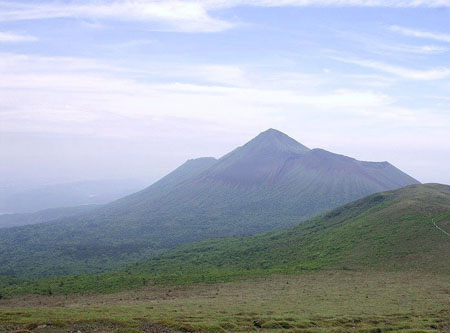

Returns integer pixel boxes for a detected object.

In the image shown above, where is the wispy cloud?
[209,0,450,8]
[333,29,448,57]
[390,25,450,43]
[1,1,450,33]
[335,57,450,80]
[371,42,447,55]
[0,52,400,138]
[410,45,448,54]
[0,1,232,33]
[0,31,37,42]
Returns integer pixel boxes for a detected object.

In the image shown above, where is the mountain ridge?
[0,129,419,279]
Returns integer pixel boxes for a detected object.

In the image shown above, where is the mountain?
[4,184,449,296]
[0,179,145,214]
[0,129,419,279]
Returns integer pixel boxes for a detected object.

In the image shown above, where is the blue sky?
[1,0,449,185]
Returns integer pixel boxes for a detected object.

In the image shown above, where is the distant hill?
[4,184,449,296]
[0,129,419,279]
[0,179,145,214]
[0,205,98,229]
[126,183,450,284]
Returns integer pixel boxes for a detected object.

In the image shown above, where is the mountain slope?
[132,183,450,283]
[0,129,419,279]
[4,184,449,296]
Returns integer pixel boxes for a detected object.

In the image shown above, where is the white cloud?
[2,51,449,184]
[335,57,450,80]
[371,42,447,55]
[0,1,232,33]
[206,0,450,8]
[1,1,450,33]
[390,25,450,43]
[0,31,37,42]
[341,74,397,88]
[0,52,400,138]
[334,29,448,57]
[151,64,250,86]
[413,45,448,54]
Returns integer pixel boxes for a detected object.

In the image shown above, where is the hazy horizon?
[1,1,450,187]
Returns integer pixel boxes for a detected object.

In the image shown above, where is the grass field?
[1,271,450,332]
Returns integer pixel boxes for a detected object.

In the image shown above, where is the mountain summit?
[199,129,310,185]
[0,129,420,278]
[243,128,310,154]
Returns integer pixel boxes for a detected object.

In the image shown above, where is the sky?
[0,0,449,187]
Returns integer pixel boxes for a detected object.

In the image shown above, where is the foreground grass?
[1,271,450,332]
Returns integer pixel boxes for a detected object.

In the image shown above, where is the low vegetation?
[2,271,450,332]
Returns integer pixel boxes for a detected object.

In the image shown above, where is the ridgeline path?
[433,219,450,238]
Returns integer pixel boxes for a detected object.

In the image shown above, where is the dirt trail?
[433,219,450,237]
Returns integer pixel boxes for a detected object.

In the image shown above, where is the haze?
[1,0,450,187]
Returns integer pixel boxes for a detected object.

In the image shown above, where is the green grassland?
[1,271,450,332]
